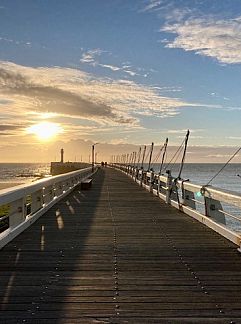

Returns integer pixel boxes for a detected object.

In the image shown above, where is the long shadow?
[0,168,108,323]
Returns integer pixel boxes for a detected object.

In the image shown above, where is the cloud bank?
[0,61,198,130]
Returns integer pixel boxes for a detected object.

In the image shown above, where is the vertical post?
[148,142,154,171]
[204,197,226,224]
[92,145,94,173]
[166,170,173,204]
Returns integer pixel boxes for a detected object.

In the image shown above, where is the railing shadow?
[0,168,106,322]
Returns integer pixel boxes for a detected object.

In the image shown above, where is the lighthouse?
[60,148,64,163]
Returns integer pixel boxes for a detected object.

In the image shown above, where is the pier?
[1,167,241,322]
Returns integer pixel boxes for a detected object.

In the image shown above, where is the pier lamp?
[92,143,99,172]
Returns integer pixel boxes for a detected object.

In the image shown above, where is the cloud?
[80,48,143,77]
[80,48,105,65]
[0,64,133,125]
[0,124,24,137]
[98,63,121,71]
[141,0,164,12]
[0,61,201,130]
[162,16,241,64]
[0,36,32,47]
[0,124,23,131]
[227,136,241,140]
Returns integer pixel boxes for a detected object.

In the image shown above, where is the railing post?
[43,185,54,204]
[204,197,226,224]
[149,170,154,192]
[31,189,44,214]
[166,171,173,204]
[140,169,144,187]
[9,198,25,229]
[142,171,147,187]
[181,189,196,209]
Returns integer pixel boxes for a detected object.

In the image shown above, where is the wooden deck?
[0,168,241,323]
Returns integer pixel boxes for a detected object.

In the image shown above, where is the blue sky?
[1,0,241,162]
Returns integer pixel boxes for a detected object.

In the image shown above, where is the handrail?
[111,163,241,249]
[0,166,97,249]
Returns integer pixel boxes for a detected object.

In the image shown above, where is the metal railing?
[112,163,241,249]
[0,166,96,249]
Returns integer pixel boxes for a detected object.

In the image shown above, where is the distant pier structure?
[51,149,90,175]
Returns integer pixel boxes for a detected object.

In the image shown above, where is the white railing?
[112,163,241,249]
[0,166,96,249]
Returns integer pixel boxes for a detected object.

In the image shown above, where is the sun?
[27,122,63,141]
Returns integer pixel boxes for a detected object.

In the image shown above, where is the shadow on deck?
[0,168,241,323]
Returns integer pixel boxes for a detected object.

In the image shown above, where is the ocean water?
[143,163,241,193]
[0,163,50,184]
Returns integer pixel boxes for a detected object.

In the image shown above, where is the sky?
[1,0,241,162]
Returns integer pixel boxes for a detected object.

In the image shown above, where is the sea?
[0,163,50,184]
[1,162,241,231]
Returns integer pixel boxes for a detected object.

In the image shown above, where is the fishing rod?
[205,145,241,186]
[129,153,133,165]
[159,138,168,175]
[148,143,154,171]
[133,151,137,168]
[136,147,142,168]
[141,145,146,169]
[177,129,190,180]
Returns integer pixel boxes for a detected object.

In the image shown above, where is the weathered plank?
[0,168,240,323]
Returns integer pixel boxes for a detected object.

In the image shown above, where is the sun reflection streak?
[41,225,45,251]
[56,209,64,230]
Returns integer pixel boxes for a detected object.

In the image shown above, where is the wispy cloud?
[0,64,130,125]
[0,36,32,47]
[142,1,241,65]
[80,48,105,65]
[162,16,241,64]
[0,124,24,137]
[1,61,236,144]
[0,61,203,128]
[80,48,142,77]
[98,63,121,71]
[141,0,164,13]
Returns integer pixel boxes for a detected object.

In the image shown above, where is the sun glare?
[27,122,63,141]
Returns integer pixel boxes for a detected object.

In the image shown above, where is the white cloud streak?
[141,0,164,12]
[80,48,142,76]
[162,16,241,64]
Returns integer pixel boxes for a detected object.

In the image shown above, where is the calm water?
[0,163,50,183]
[145,163,241,193]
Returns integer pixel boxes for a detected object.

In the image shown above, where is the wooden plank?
[0,168,241,322]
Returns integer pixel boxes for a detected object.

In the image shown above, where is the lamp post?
[92,143,99,172]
